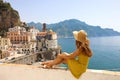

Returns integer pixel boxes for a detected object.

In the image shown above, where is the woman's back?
[78,52,89,67]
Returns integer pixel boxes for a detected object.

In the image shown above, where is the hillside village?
[0,23,61,64]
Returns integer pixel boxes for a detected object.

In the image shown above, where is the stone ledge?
[0,64,120,80]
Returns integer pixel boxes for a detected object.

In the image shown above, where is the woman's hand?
[85,39,90,46]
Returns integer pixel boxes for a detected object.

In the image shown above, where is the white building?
[0,37,11,50]
[8,26,26,32]
[21,42,36,54]
[36,30,58,51]
[45,31,58,49]
[46,40,58,49]
[28,27,39,40]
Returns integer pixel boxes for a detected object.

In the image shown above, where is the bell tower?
[42,23,47,32]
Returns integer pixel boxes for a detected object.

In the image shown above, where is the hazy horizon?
[5,0,120,32]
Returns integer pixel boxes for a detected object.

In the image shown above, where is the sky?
[5,0,120,32]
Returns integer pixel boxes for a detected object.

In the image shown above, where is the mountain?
[27,19,120,38]
[27,22,42,31]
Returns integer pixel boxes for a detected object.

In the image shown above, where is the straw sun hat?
[73,30,87,43]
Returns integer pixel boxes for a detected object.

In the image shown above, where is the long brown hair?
[76,40,92,57]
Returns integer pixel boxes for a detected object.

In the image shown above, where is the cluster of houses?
[0,23,58,60]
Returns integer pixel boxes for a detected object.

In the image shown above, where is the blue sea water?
[58,36,120,71]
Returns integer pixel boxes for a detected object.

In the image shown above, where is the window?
[5,40,7,42]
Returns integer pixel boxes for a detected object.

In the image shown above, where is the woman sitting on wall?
[41,30,93,79]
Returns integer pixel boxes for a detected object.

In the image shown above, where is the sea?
[58,36,120,71]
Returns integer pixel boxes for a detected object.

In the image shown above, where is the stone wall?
[2,48,61,64]
[0,64,120,80]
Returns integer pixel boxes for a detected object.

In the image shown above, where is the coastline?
[58,35,120,39]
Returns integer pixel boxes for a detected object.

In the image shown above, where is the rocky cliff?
[0,0,21,36]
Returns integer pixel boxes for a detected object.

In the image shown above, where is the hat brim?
[73,30,88,42]
[73,31,78,41]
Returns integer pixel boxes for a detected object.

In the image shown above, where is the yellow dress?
[67,52,89,79]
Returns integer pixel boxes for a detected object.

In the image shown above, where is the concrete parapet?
[0,64,120,80]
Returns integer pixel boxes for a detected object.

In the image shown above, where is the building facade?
[21,42,36,54]
[0,37,11,50]
[36,30,58,51]
[28,27,39,41]
[8,26,26,32]
[7,31,30,44]
[0,50,10,59]
[7,26,31,44]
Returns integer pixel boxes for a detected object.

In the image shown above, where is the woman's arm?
[61,48,81,59]
[68,48,82,59]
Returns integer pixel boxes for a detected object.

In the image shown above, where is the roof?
[37,32,47,36]
[48,32,56,35]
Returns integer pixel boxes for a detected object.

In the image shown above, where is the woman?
[41,30,92,79]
